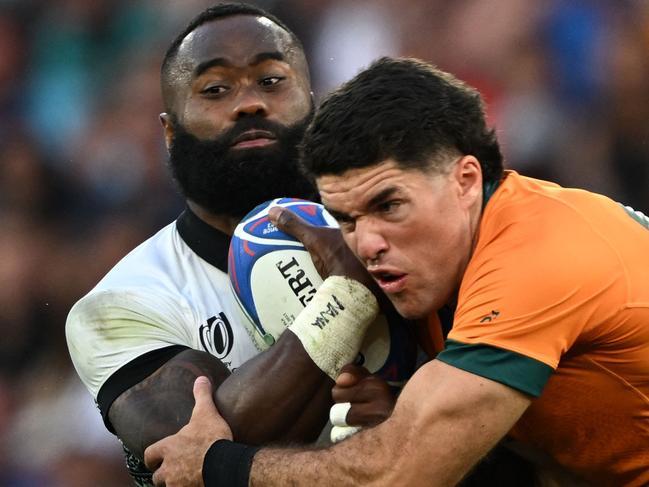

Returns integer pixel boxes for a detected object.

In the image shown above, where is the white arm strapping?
[288,275,378,379]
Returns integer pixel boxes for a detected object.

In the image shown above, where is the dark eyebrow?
[324,207,350,222]
[194,52,286,78]
[194,58,230,77]
[251,51,285,65]
[324,186,400,223]
[367,186,399,209]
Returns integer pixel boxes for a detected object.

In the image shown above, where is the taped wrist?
[202,439,259,487]
[289,275,379,379]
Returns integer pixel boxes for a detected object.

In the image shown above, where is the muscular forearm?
[250,419,402,487]
[249,397,441,487]
[247,360,531,486]
[215,331,333,444]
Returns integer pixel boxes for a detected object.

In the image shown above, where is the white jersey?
[66,209,261,425]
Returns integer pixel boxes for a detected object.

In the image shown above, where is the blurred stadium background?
[0,0,647,485]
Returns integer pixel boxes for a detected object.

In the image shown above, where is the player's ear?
[455,155,482,205]
[160,113,174,151]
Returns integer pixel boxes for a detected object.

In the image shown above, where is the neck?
[469,187,485,255]
[187,200,240,236]
[448,187,484,308]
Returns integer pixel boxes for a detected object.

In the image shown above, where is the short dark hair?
[161,2,304,110]
[301,57,504,184]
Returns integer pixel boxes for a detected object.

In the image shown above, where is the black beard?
[168,114,317,219]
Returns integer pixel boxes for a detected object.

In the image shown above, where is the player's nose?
[354,221,389,267]
[232,86,268,119]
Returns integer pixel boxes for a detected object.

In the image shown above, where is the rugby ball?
[228,198,416,383]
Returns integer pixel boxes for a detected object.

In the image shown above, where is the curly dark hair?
[301,57,503,184]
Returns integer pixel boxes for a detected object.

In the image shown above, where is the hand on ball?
[269,206,381,299]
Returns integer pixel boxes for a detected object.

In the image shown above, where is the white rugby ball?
[228,198,416,382]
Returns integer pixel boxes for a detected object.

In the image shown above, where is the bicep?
[386,359,531,485]
[108,349,230,459]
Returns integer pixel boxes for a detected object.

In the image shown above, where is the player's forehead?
[178,15,299,74]
[318,161,414,215]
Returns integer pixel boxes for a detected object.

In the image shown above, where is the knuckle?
[276,208,294,228]
[332,390,350,403]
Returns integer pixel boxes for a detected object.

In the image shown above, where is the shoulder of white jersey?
[66,216,260,400]
[91,220,222,294]
[66,285,195,399]
[65,221,200,399]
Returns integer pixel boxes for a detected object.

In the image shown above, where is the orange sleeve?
[415,314,445,359]
[449,193,626,369]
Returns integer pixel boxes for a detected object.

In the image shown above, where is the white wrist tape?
[330,425,362,443]
[289,276,379,379]
[330,402,352,427]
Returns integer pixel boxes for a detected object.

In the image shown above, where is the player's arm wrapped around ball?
[288,275,379,380]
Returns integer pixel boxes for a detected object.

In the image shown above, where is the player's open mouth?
[369,269,407,293]
[231,130,277,149]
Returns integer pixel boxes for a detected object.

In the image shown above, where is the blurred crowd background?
[1,0,648,485]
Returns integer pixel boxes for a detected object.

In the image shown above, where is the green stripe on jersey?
[437,340,554,397]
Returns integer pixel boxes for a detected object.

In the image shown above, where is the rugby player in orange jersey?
[146,57,649,486]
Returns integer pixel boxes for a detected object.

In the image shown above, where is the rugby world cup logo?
[199,312,234,359]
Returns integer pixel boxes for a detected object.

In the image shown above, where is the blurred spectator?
[606,11,649,211]
[7,371,131,487]
[0,211,50,376]
[309,0,400,95]
[495,41,565,182]
[0,8,27,144]
[25,0,161,160]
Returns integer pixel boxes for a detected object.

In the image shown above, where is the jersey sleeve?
[66,288,195,401]
[437,198,626,397]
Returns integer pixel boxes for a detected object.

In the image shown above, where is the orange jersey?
[436,171,649,485]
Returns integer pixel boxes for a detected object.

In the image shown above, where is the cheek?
[424,222,472,292]
[406,221,460,274]
[341,232,358,257]
[273,88,311,124]
[181,100,228,139]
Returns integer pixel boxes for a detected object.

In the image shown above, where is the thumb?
[191,376,216,419]
[336,364,372,387]
[269,206,315,247]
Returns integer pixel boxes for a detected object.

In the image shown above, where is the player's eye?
[202,84,228,96]
[375,200,407,222]
[338,218,356,234]
[259,76,285,87]
[378,200,400,213]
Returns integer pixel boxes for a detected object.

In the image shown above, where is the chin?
[391,297,430,320]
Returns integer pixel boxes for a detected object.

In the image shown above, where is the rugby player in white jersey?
[65,4,388,485]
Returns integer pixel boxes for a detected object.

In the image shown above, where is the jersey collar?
[176,207,230,273]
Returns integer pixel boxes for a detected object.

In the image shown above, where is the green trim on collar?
[482,180,499,210]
